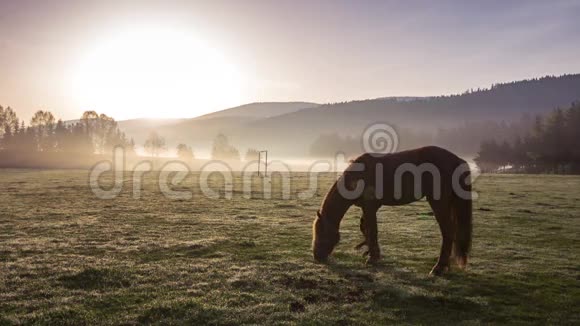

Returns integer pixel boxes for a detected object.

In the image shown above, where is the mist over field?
[116,74,580,160]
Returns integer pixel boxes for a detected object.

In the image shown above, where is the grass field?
[0,170,579,325]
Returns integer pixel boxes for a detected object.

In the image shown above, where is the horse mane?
[318,175,353,227]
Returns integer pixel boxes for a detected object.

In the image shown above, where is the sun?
[71,26,242,119]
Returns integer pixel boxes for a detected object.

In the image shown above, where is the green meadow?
[0,171,578,325]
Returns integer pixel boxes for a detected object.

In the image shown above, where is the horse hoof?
[365,255,380,265]
[429,265,449,276]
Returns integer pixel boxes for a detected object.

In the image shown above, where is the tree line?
[475,102,580,173]
[211,133,261,162]
[0,107,266,165]
[143,131,259,162]
[0,106,261,165]
[0,106,134,155]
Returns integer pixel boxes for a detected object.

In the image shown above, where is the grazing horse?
[312,146,472,275]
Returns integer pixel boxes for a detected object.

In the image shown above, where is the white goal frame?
[257,150,268,177]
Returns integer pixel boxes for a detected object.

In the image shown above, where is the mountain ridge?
[118,73,580,156]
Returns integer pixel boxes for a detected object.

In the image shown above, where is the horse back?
[347,146,467,204]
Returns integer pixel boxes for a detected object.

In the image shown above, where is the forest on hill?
[475,102,580,174]
[254,74,580,156]
[116,74,580,157]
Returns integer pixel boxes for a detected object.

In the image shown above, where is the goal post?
[257,150,268,177]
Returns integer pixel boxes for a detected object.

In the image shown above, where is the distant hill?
[118,102,319,154]
[254,74,580,132]
[118,118,185,131]
[118,74,580,157]
[196,102,318,120]
[236,74,580,154]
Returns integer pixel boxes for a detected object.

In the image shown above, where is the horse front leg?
[355,215,367,250]
[362,205,381,265]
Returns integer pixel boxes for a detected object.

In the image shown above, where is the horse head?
[312,210,340,262]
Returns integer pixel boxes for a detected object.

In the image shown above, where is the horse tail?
[452,170,472,269]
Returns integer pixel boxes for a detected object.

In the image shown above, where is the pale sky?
[1,0,579,122]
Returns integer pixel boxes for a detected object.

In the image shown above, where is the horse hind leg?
[428,198,454,276]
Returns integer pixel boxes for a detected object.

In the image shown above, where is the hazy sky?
[1,0,579,121]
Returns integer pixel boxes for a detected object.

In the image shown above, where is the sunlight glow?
[71,26,242,119]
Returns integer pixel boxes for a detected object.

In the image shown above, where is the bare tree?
[245,148,260,161]
[211,134,240,161]
[176,143,194,161]
[144,131,166,158]
[30,110,56,151]
[30,110,55,128]
[0,106,20,139]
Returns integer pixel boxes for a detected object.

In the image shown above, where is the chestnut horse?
[312,146,472,275]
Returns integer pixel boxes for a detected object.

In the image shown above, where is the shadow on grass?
[138,242,223,262]
[322,257,578,324]
[323,260,487,323]
[24,307,98,325]
[58,268,131,290]
[137,299,229,325]
[138,239,282,263]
